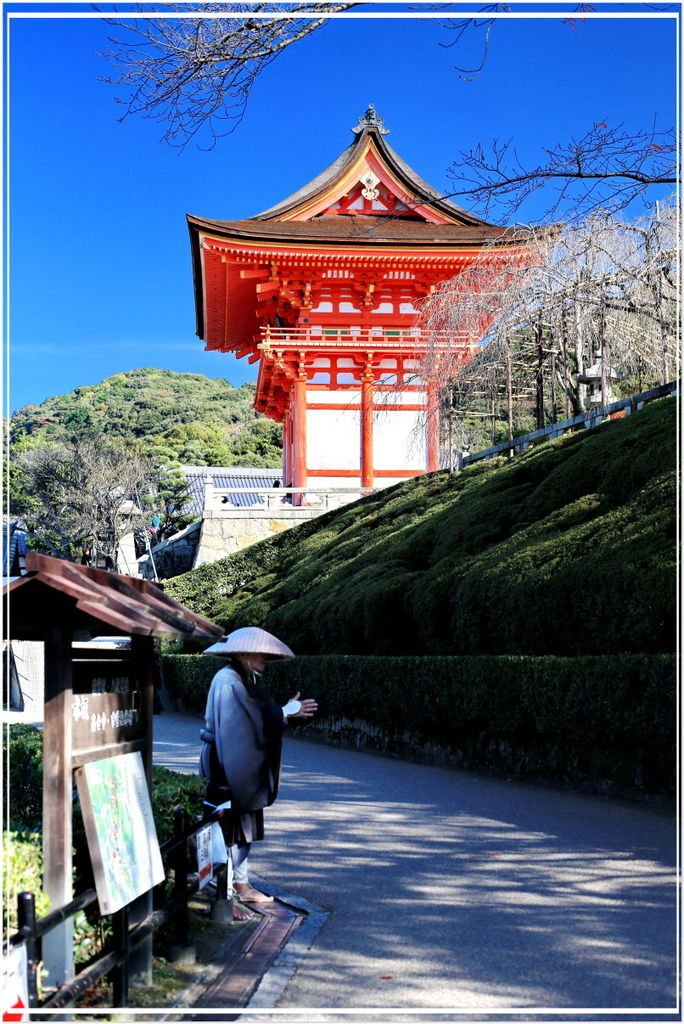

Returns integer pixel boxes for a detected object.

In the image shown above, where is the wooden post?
[172,807,189,949]
[127,635,155,983]
[42,616,74,990]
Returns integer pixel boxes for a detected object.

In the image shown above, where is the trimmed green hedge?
[163,652,676,796]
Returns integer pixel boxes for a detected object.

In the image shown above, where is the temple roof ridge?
[352,102,389,135]
[253,109,493,228]
[254,140,357,221]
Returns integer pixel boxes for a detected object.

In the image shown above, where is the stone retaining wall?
[195,508,325,566]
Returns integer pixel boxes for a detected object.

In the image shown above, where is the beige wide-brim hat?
[203,626,295,660]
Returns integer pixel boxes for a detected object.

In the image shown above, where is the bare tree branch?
[445,121,678,222]
[99,2,358,148]
[100,3,678,224]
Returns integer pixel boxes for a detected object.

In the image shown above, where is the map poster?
[75,751,165,916]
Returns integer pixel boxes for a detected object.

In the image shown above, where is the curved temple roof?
[186,107,524,349]
[254,105,489,227]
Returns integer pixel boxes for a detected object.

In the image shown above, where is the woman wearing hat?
[199,626,317,904]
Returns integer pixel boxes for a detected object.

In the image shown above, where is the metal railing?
[446,381,678,471]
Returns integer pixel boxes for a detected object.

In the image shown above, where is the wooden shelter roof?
[4,552,223,643]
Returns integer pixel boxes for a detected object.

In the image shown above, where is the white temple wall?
[373,408,426,470]
[307,407,361,471]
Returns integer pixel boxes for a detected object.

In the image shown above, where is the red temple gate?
[188,106,526,495]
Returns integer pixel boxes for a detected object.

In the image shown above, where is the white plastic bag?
[211,821,228,865]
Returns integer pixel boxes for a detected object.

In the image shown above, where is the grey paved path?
[153,711,678,1020]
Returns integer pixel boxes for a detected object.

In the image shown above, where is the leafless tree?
[433,1,598,81]
[17,437,156,567]
[420,199,678,459]
[100,2,357,147]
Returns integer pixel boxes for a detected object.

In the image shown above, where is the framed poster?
[75,751,164,916]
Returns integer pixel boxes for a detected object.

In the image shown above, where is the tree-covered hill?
[10,367,282,468]
[166,397,677,657]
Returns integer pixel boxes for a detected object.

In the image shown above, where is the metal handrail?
[450,380,678,471]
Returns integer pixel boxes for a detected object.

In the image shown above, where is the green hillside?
[167,397,677,657]
[10,367,282,468]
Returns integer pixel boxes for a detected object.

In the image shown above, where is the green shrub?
[162,655,226,715]
[2,829,50,934]
[161,650,676,795]
[166,398,676,658]
[2,828,100,967]
[151,766,206,844]
[3,723,43,830]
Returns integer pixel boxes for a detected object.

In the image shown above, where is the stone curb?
[156,875,328,1019]
[239,874,330,1015]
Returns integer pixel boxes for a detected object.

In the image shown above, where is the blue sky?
[3,3,679,414]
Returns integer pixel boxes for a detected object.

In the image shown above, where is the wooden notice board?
[71,650,147,766]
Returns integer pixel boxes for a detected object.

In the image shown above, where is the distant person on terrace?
[199,626,317,904]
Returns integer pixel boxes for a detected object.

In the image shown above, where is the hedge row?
[162,652,676,796]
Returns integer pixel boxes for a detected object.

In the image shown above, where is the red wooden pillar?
[293,374,307,504]
[282,409,291,488]
[427,382,440,473]
[361,369,375,489]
